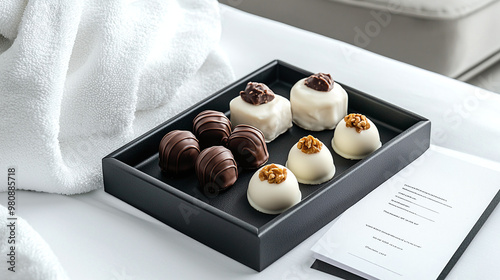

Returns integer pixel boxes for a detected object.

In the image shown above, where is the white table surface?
[2,4,500,279]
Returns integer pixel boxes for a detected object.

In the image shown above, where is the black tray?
[103,60,431,271]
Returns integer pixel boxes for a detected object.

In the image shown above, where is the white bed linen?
[1,4,499,279]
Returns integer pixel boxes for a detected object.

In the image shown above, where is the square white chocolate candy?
[229,95,292,143]
[290,78,348,131]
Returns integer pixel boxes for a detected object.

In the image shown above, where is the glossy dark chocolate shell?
[227,124,269,169]
[193,110,232,149]
[158,130,200,176]
[195,146,238,195]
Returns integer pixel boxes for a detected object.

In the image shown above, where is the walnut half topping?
[297,135,322,154]
[259,164,287,184]
[345,113,370,133]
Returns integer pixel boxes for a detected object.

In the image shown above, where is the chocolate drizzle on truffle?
[304,73,334,92]
[195,146,238,195]
[227,124,269,169]
[240,82,275,105]
[193,110,232,149]
[158,130,200,175]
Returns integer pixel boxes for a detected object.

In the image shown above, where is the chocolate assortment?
[159,110,269,196]
[105,62,432,272]
[158,73,379,208]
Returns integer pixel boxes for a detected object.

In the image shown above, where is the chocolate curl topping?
[304,73,334,92]
[240,82,275,105]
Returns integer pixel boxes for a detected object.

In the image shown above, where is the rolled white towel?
[0,0,234,194]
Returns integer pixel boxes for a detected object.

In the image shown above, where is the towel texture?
[0,205,69,279]
[0,0,234,194]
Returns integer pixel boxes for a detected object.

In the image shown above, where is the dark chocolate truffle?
[159,130,200,175]
[239,82,275,105]
[193,110,231,149]
[304,73,333,92]
[226,124,269,169]
[195,146,238,195]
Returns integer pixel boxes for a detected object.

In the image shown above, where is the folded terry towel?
[0,0,234,194]
[0,205,69,280]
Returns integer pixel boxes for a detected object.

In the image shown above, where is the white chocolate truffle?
[331,114,382,160]
[247,164,301,214]
[230,95,292,143]
[286,136,336,184]
[290,75,348,131]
